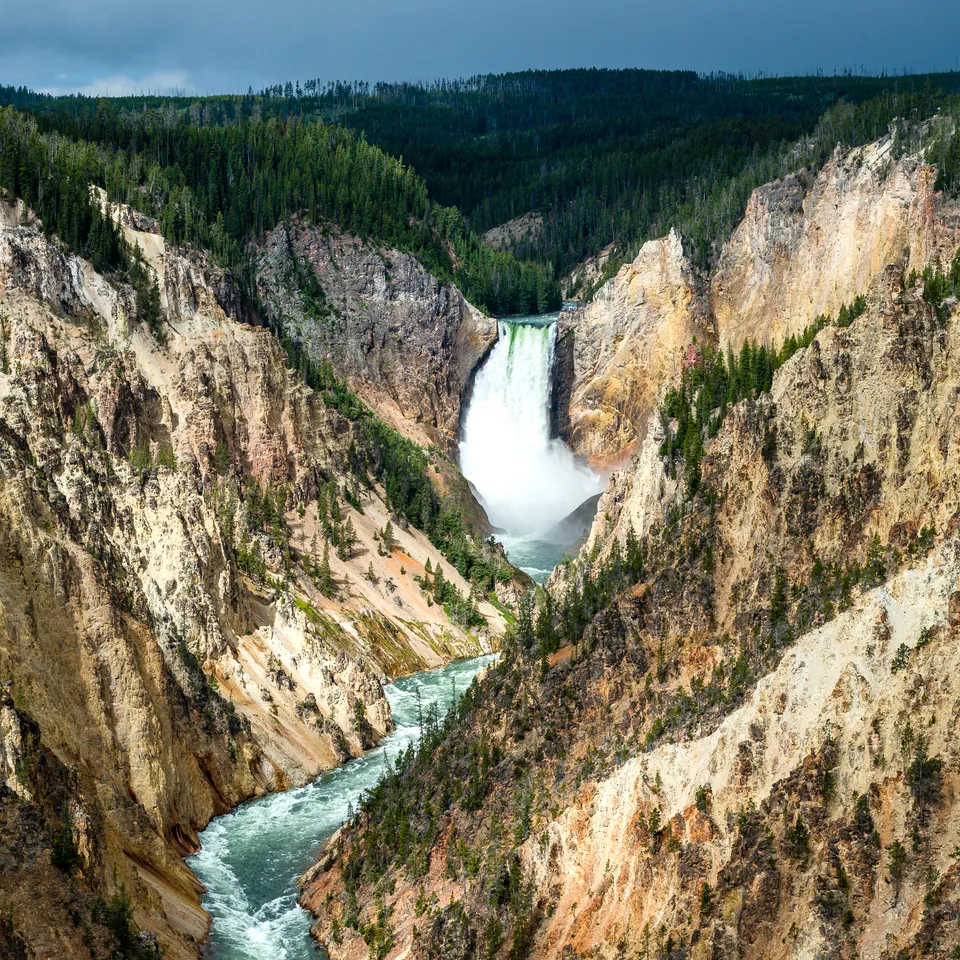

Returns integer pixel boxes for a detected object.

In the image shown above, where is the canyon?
[554,129,960,468]
[302,128,960,960]
[3,92,960,960]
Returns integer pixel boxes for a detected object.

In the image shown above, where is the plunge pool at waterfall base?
[190,654,498,960]
[497,533,570,583]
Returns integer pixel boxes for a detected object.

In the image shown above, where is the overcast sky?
[3,0,959,96]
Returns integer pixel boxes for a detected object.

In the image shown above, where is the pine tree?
[342,518,357,559]
[131,243,162,333]
[535,591,558,657]
[517,594,534,648]
[318,540,334,597]
[625,523,642,581]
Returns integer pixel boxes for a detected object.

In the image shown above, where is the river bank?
[188,655,497,959]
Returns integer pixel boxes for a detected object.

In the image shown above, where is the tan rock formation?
[0,202,504,958]
[555,229,711,466]
[302,176,960,960]
[481,212,544,251]
[555,134,960,468]
[713,134,960,349]
[562,241,615,301]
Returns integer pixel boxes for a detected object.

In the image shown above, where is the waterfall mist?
[459,317,604,539]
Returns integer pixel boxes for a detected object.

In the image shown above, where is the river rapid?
[190,654,497,960]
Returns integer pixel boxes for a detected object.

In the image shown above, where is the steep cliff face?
[575,263,960,577]
[302,209,960,959]
[554,230,711,466]
[713,134,960,349]
[562,242,615,302]
[0,201,505,958]
[522,269,960,959]
[254,221,498,454]
[518,544,960,960]
[554,134,960,467]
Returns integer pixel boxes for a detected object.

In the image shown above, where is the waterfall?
[459,316,603,539]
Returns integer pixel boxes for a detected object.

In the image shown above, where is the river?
[190,654,498,960]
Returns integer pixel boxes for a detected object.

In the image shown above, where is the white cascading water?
[459,316,603,539]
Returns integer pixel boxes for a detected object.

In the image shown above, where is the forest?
[7,69,960,295]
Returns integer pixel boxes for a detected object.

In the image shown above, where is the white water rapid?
[459,314,603,573]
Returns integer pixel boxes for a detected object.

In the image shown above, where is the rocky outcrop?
[554,229,711,466]
[520,541,960,960]
[522,274,960,959]
[713,132,960,348]
[0,204,505,959]
[562,241,615,301]
[254,221,498,453]
[576,260,960,577]
[481,212,544,251]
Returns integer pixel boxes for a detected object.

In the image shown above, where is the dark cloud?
[2,0,959,95]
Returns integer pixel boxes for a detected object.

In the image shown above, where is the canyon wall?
[304,243,960,960]
[555,132,960,466]
[0,202,505,958]
[554,229,710,466]
[254,221,498,454]
[713,133,960,348]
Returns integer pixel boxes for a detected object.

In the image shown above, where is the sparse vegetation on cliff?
[302,259,960,959]
[658,294,869,495]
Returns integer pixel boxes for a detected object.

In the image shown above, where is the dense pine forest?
[3,69,960,309]
[7,69,960,298]
[0,97,558,315]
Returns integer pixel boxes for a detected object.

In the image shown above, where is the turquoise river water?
[189,654,497,959]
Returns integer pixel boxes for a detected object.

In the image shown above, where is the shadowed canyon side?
[0,196,511,959]
[302,134,960,960]
[254,221,499,457]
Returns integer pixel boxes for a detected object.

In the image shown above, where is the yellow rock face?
[558,134,960,468]
[713,137,960,349]
[0,199,504,959]
[559,229,712,466]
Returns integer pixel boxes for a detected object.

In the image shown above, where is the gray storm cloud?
[1,0,959,94]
